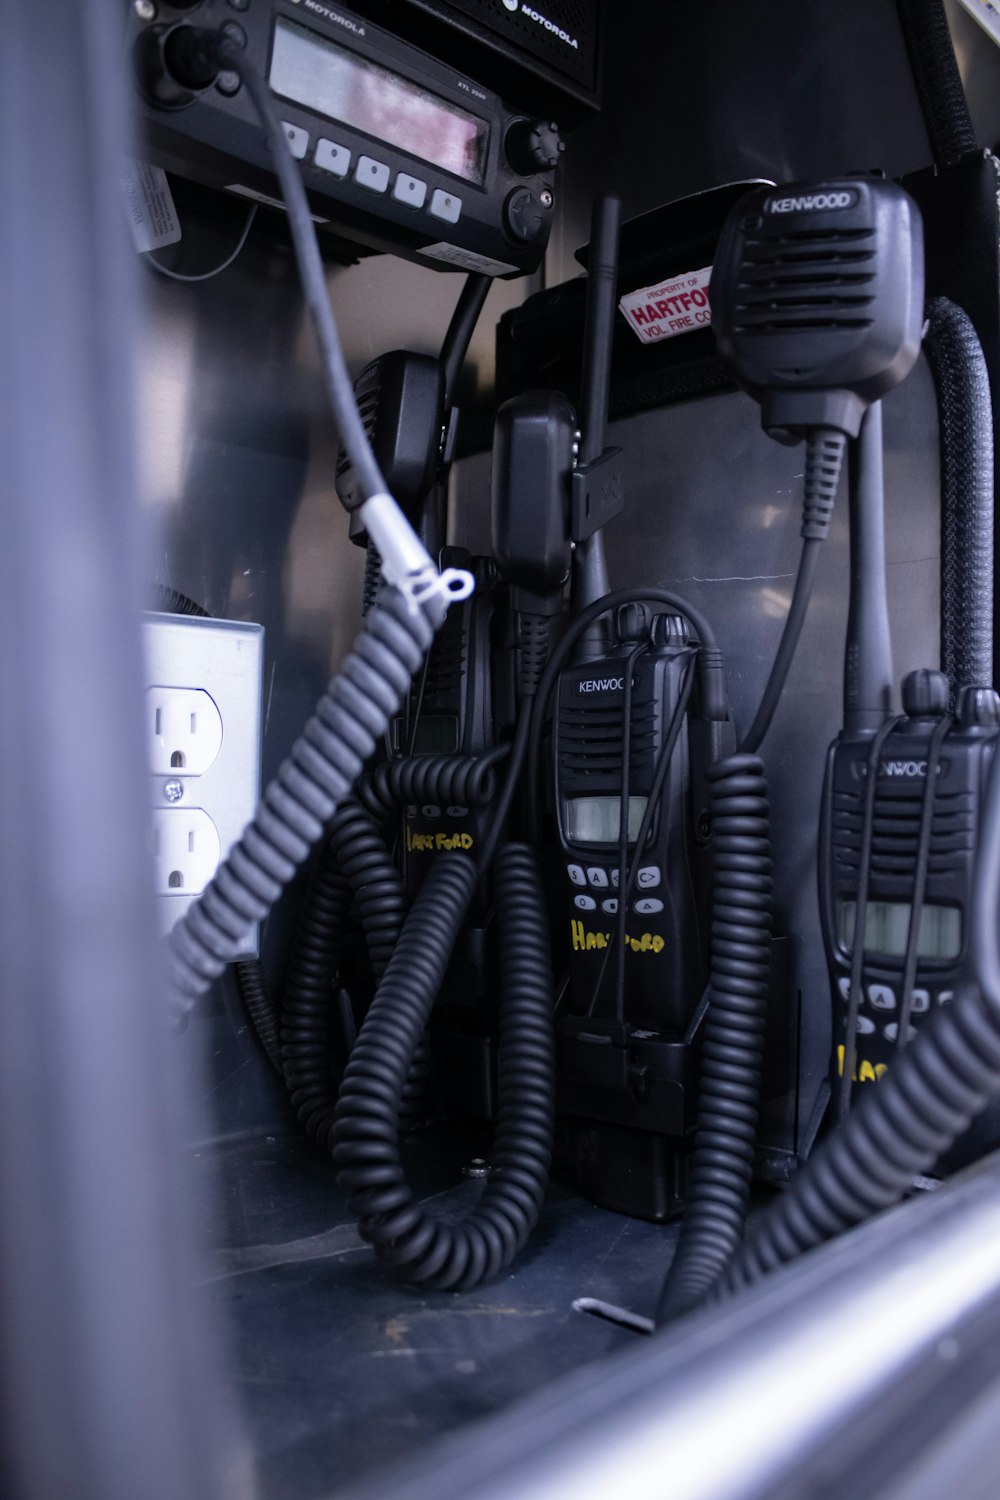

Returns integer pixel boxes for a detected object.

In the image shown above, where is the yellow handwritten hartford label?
[406,828,475,853]
[836,1045,888,1084]
[571,919,665,954]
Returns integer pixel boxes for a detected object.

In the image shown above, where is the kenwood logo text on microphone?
[578,677,625,694]
[767,190,856,214]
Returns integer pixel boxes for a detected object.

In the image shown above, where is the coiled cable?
[656,754,772,1320]
[281,846,354,1149]
[281,799,431,1143]
[720,748,1000,1293]
[167,586,440,1015]
[333,842,554,1287]
[358,745,509,824]
[656,432,845,1321]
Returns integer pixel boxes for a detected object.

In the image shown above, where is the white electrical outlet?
[147,686,223,775]
[151,808,222,895]
[142,611,264,957]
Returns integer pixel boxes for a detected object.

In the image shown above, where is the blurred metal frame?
[361,1153,1000,1500]
[0,3,238,1497]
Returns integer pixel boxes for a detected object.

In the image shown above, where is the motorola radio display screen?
[838,899,961,961]
[270,19,489,185]
[566,796,648,846]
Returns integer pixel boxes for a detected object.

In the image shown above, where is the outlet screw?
[163,779,184,803]
[134,0,157,19]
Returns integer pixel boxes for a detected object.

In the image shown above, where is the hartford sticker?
[619,265,712,345]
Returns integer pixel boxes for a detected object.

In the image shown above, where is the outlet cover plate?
[143,611,264,958]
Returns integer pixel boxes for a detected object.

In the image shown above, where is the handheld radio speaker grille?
[710,178,924,442]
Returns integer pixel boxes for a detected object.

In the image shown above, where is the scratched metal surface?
[193,1128,673,1499]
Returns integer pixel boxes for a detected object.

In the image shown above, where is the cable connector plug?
[359,493,473,617]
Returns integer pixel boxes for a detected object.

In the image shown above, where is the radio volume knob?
[957,685,1000,729]
[504,187,549,243]
[902,668,949,719]
[505,119,564,175]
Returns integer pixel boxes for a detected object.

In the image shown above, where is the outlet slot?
[147,686,223,776]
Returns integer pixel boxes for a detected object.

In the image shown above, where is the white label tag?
[122,160,181,253]
[225,184,329,223]
[618,265,713,345]
[419,241,518,276]
[956,0,1000,46]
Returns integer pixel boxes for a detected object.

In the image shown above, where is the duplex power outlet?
[143,611,264,957]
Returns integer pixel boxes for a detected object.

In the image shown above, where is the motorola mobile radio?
[129,0,568,275]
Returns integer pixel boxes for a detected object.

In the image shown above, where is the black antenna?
[571,193,622,659]
[844,401,894,734]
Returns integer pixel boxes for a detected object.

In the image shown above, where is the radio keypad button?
[316,139,351,178]
[610,869,620,888]
[221,20,247,45]
[574,894,597,912]
[420,804,441,818]
[938,990,954,1006]
[216,70,241,97]
[281,123,309,161]
[636,866,661,889]
[393,173,428,209]
[356,156,391,193]
[837,977,852,1002]
[601,898,619,915]
[855,1015,876,1035]
[586,867,609,888]
[867,983,896,1010]
[910,988,931,1014]
[567,864,586,887]
[884,1022,917,1044]
[634,897,664,916]
[429,188,462,224]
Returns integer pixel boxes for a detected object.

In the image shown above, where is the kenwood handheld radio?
[554,608,708,1027]
[129,0,567,275]
[822,671,1000,1106]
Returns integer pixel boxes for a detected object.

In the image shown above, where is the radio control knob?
[505,119,564,175]
[902,668,949,719]
[652,614,688,647]
[957,685,1000,729]
[504,187,549,243]
[615,604,648,643]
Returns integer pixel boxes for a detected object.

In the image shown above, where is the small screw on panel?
[163,779,185,803]
[540,189,554,209]
[134,0,157,20]
[462,1158,490,1179]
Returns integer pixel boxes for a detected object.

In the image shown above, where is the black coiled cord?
[333,843,554,1287]
[281,845,354,1149]
[167,587,439,1015]
[656,432,845,1322]
[234,960,282,1071]
[281,800,430,1145]
[656,754,773,1321]
[711,735,1000,1298]
[357,746,508,824]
